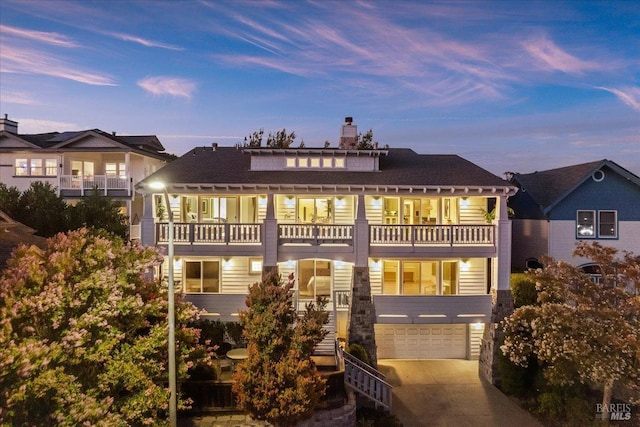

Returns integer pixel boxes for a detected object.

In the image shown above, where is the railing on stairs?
[337,342,393,411]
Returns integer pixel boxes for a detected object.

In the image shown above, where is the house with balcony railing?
[0,115,172,238]
[137,119,517,362]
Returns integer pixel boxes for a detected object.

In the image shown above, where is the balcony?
[156,223,262,244]
[370,224,494,246]
[153,222,495,250]
[59,174,132,196]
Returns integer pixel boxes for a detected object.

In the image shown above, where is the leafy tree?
[232,271,329,427]
[243,128,264,147]
[266,128,296,148]
[357,129,376,150]
[17,181,69,237]
[501,242,640,421]
[68,188,129,239]
[0,183,21,218]
[0,228,212,426]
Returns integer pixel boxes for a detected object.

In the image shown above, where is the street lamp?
[149,181,177,427]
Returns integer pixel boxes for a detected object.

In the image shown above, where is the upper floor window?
[15,158,57,176]
[106,162,127,178]
[284,157,346,169]
[576,210,617,239]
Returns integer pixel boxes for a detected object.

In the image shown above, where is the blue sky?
[1,0,639,176]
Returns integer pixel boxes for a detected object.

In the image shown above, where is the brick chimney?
[0,114,18,134]
[339,116,357,149]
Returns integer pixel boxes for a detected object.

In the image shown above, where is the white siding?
[550,220,640,266]
[221,257,260,293]
[369,261,383,295]
[365,196,383,223]
[275,195,296,222]
[459,197,486,224]
[468,323,485,359]
[458,258,486,295]
[334,196,355,223]
[333,261,353,291]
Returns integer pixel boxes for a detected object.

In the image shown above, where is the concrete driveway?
[377,360,544,427]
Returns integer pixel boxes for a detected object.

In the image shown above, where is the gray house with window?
[508,159,640,271]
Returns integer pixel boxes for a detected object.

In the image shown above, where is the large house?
[509,159,640,271]
[137,119,517,364]
[0,115,172,238]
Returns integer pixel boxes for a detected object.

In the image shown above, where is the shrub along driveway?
[378,360,543,427]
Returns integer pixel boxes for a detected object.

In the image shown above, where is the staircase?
[338,344,393,411]
[313,311,336,356]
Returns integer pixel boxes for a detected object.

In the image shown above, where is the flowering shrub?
[501,242,640,420]
[0,229,211,426]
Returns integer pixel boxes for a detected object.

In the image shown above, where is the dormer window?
[283,156,346,169]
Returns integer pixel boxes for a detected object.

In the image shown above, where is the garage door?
[375,324,467,359]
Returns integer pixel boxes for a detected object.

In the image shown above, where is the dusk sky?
[1,0,639,177]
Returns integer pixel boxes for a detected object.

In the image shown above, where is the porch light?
[472,322,484,331]
[148,180,177,427]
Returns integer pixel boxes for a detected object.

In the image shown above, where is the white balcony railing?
[370,224,494,246]
[156,223,262,244]
[59,175,131,195]
[278,224,353,245]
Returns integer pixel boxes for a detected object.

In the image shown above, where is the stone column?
[479,195,514,385]
[347,194,378,366]
[262,193,278,268]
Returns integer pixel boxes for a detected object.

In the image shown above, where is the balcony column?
[263,193,278,268]
[125,152,131,196]
[140,194,156,247]
[479,194,514,386]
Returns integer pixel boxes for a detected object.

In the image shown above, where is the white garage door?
[375,324,467,359]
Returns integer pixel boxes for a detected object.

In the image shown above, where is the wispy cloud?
[0,90,41,105]
[17,118,80,133]
[596,86,640,112]
[521,35,601,74]
[137,76,197,99]
[0,44,116,86]
[104,31,184,50]
[0,24,79,47]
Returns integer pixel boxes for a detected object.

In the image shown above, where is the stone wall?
[296,390,357,427]
[347,266,378,367]
[479,289,514,386]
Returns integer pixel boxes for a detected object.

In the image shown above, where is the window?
[15,159,28,176]
[310,158,321,168]
[14,158,57,176]
[298,157,308,168]
[322,158,332,167]
[576,210,617,239]
[30,159,42,175]
[598,211,617,238]
[334,158,345,168]
[299,259,331,299]
[45,159,57,176]
[286,158,296,168]
[298,197,333,223]
[249,258,263,274]
[184,260,219,293]
[577,210,595,237]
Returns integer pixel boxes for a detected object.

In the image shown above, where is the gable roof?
[511,159,640,214]
[138,146,514,193]
[0,129,171,161]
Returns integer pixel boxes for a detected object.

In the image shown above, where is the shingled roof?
[139,146,512,190]
[511,159,640,213]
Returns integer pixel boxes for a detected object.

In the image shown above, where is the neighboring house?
[0,115,172,239]
[137,119,517,362]
[509,159,640,272]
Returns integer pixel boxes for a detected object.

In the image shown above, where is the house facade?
[0,115,171,238]
[137,121,517,361]
[509,159,640,271]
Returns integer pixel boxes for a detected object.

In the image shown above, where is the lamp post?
[150,181,177,427]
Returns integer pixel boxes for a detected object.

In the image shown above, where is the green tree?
[232,271,329,427]
[266,128,296,148]
[357,129,376,149]
[501,242,640,422]
[68,188,129,239]
[0,183,21,218]
[0,228,212,426]
[18,181,69,237]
